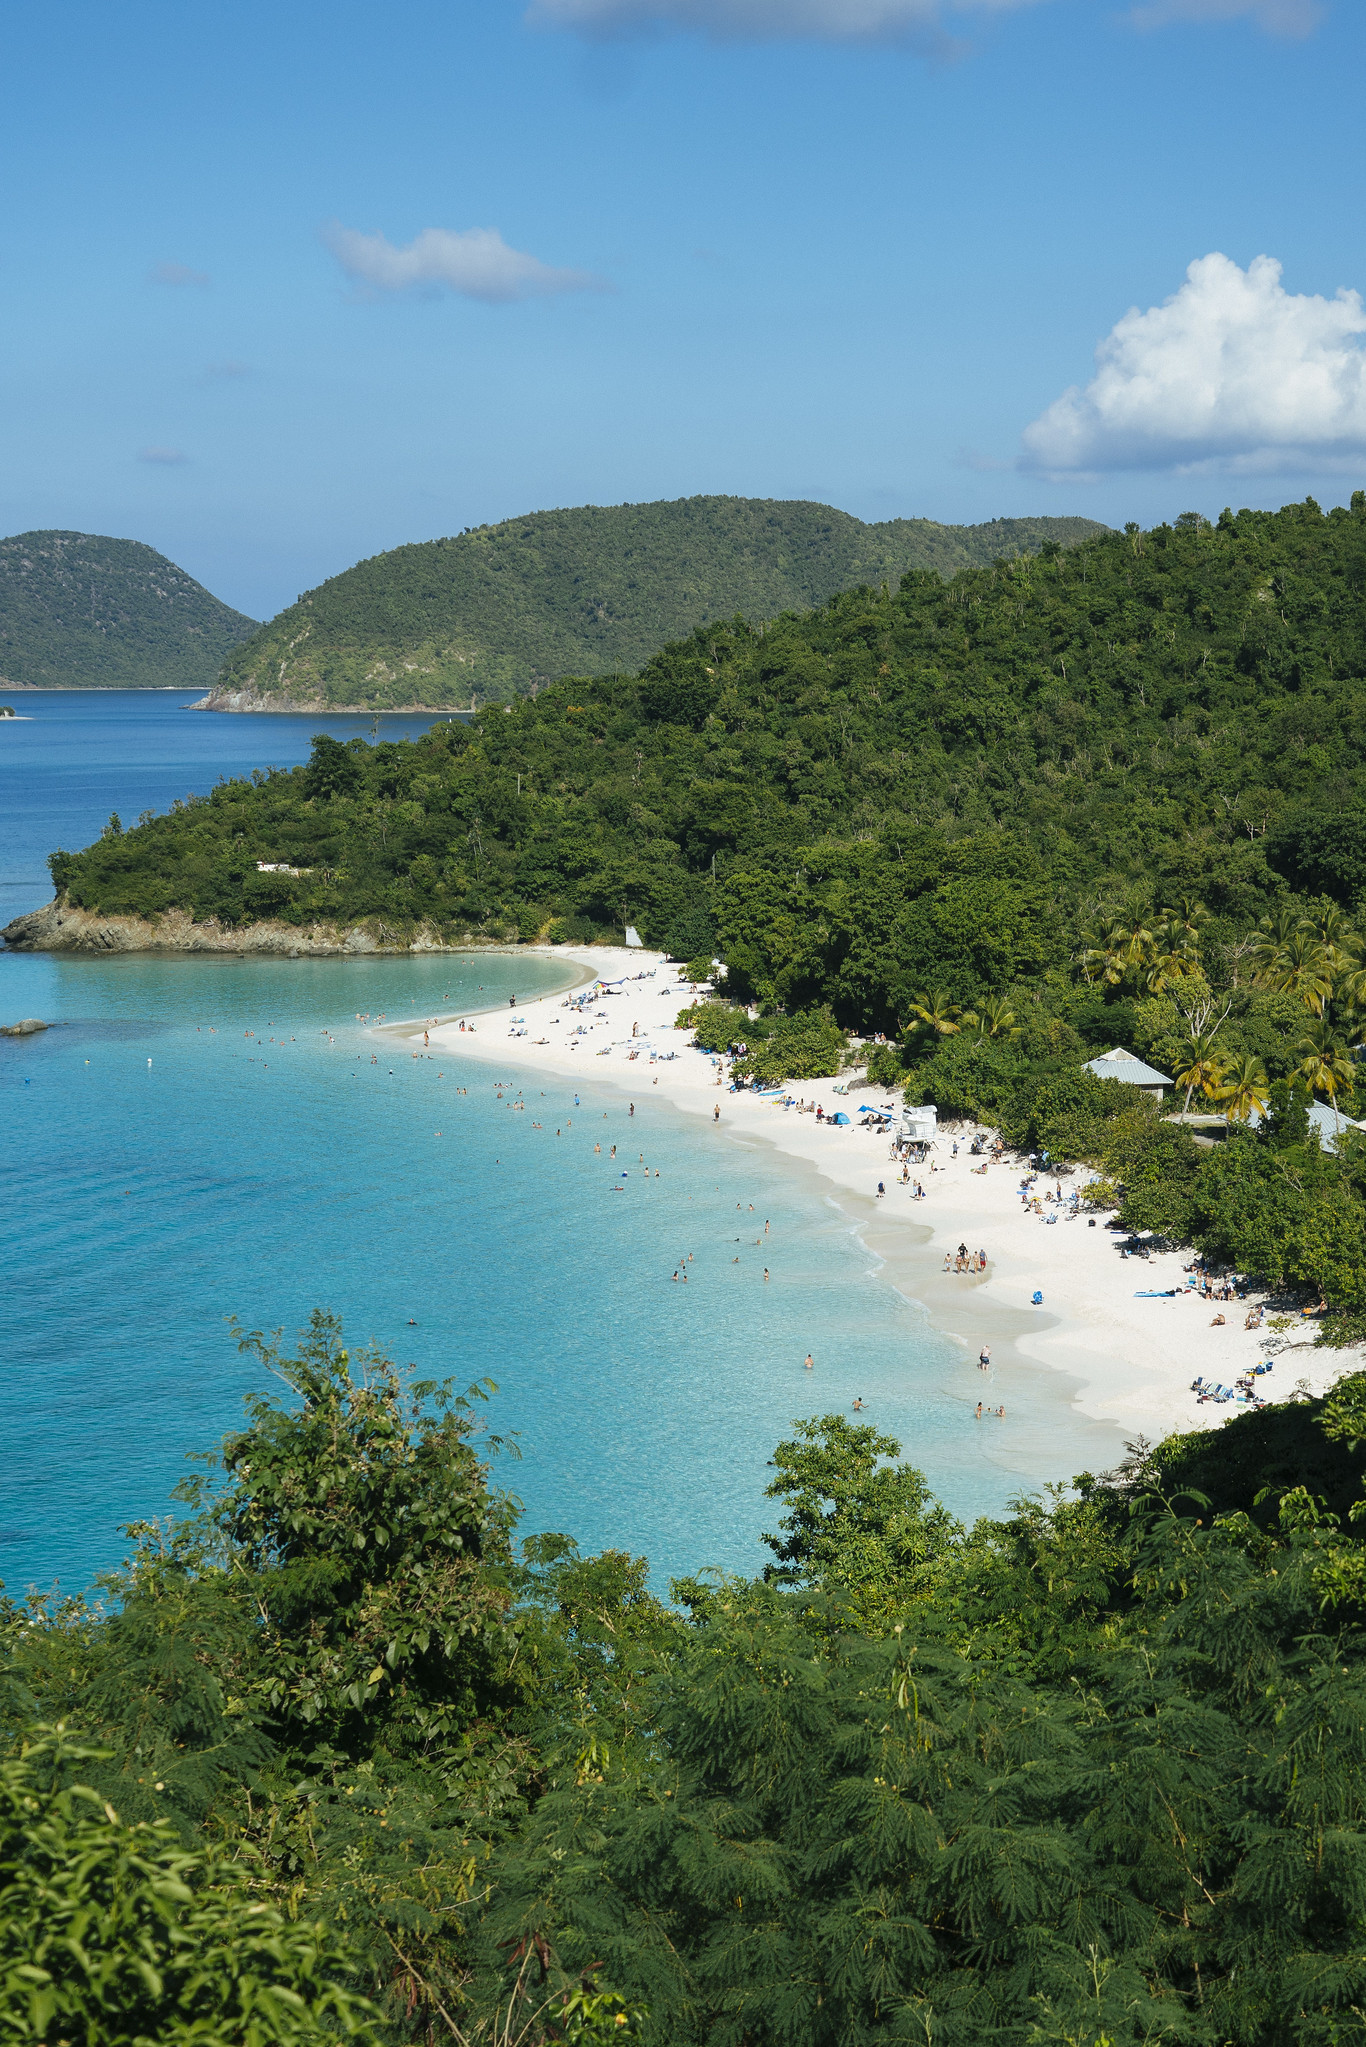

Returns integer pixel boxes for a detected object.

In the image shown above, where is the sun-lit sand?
[393,945,1356,1445]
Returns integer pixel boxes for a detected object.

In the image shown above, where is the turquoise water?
[0,695,1115,1597]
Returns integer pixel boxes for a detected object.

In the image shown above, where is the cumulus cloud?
[148,260,209,287]
[1129,0,1323,33]
[1020,254,1366,477]
[138,446,189,465]
[323,222,607,303]
[528,0,1317,38]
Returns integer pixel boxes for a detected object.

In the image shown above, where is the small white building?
[900,1104,939,1143]
[1084,1045,1172,1100]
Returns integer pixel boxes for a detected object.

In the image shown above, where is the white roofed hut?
[1083,1046,1172,1101]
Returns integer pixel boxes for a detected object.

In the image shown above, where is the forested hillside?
[208,495,1105,709]
[9,1310,1366,2045]
[48,495,1366,976]
[31,494,1366,1328]
[0,529,257,689]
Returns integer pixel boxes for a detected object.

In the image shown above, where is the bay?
[0,693,1115,1597]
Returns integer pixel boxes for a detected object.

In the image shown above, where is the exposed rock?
[191,687,457,714]
[0,900,477,957]
[1,1016,47,1036]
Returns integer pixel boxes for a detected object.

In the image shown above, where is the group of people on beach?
[944,1243,988,1274]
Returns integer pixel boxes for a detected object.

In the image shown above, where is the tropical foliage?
[214,497,1105,709]
[12,1319,1366,2044]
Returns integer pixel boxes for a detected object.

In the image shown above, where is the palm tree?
[1213,1052,1270,1126]
[1173,894,1207,938]
[1303,902,1358,969]
[1296,1020,1357,1131]
[1077,916,1129,988]
[1118,916,1155,984]
[1249,906,1299,981]
[1256,928,1334,1015]
[1174,1030,1229,1114]
[961,995,1021,1042]
[1146,913,1200,991]
[905,992,961,1039]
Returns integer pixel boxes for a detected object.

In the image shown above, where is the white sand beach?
[394,946,1356,1446]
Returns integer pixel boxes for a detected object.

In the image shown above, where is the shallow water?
[0,695,1122,1596]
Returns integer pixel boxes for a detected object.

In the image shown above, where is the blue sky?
[1,0,1361,620]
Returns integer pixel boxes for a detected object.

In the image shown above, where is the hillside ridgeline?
[202,495,1106,711]
[0,530,257,689]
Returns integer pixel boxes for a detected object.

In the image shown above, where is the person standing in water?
[804,1353,814,1370]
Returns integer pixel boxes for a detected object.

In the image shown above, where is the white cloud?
[1129,0,1323,33]
[139,446,189,465]
[323,223,608,303]
[528,0,1316,38]
[1020,254,1366,477]
[149,260,209,287]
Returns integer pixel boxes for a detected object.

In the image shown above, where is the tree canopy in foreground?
[9,1310,1366,2045]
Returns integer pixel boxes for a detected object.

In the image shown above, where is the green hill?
[20,491,1366,1323]
[0,530,258,690]
[207,495,1107,710]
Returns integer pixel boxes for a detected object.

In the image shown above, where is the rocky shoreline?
[190,687,473,714]
[0,900,473,956]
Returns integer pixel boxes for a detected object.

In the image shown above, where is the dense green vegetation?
[24,492,1366,1321]
[0,530,257,690]
[12,1312,1366,2043]
[213,496,1105,708]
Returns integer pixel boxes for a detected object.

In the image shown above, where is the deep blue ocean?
[0,692,1116,1597]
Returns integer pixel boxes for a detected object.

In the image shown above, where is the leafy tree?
[761,1414,961,1599]
[0,1730,376,2044]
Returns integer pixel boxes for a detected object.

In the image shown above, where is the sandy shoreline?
[384,945,1356,1447]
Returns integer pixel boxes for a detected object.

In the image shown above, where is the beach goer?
[852,1397,864,1412]
[877,1181,885,1198]
[979,1345,990,1370]
[763,1268,770,1282]
[629,1103,635,1116]
[996,1405,1005,1419]
[713,1104,720,1122]
[975,1402,982,1419]
[805,1353,814,1370]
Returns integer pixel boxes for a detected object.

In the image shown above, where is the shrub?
[734,1008,846,1084]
